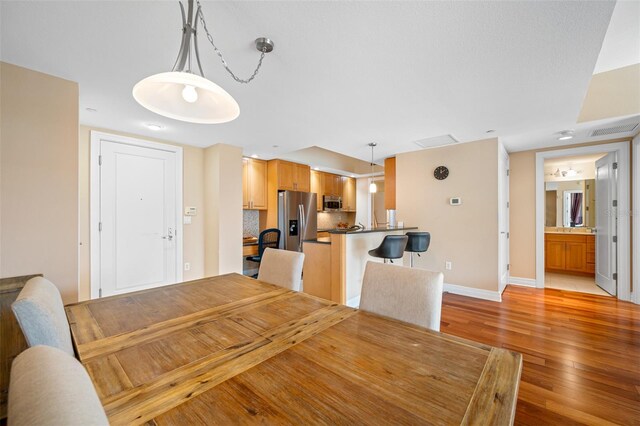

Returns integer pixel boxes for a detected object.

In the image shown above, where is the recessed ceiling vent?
[414,134,460,149]
[590,122,638,137]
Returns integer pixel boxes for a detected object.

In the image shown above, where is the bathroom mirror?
[545,179,595,228]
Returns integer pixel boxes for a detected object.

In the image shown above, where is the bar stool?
[368,235,408,263]
[405,232,431,267]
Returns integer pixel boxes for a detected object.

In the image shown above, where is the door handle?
[162,228,174,241]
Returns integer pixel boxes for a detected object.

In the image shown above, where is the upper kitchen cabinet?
[323,173,343,197]
[242,158,267,210]
[342,177,356,212]
[310,170,324,211]
[271,160,310,192]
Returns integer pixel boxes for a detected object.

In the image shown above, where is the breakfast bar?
[303,226,417,307]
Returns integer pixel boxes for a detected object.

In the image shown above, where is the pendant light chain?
[195,0,267,84]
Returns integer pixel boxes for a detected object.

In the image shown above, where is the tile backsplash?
[243,210,259,238]
[317,211,356,230]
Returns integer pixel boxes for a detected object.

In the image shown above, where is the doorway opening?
[535,141,631,302]
[543,153,608,295]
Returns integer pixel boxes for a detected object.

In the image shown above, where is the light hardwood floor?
[441,285,640,425]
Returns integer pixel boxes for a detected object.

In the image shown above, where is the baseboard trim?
[443,283,502,302]
[509,277,537,287]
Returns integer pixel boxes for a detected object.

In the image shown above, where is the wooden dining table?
[65,273,522,425]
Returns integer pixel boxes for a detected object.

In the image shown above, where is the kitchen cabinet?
[385,157,396,210]
[341,177,356,212]
[272,160,310,192]
[323,173,342,197]
[242,158,267,210]
[544,233,595,276]
[310,170,324,212]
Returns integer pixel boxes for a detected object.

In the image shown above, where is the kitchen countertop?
[329,226,418,234]
[303,237,331,245]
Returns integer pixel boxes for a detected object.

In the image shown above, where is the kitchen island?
[303,226,418,307]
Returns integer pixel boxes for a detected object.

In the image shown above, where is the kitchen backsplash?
[317,211,356,230]
[243,210,259,238]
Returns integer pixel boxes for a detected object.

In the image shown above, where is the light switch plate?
[185,206,197,216]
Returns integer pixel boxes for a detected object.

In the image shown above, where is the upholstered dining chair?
[8,345,108,426]
[359,261,444,331]
[257,248,305,291]
[11,276,74,356]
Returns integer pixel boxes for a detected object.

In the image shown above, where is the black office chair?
[368,235,408,263]
[246,228,281,277]
[405,232,431,267]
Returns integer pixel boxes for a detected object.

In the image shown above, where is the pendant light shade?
[133,72,239,124]
[368,142,378,193]
[132,0,273,124]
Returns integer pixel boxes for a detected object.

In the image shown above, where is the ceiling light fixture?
[251,154,259,159]
[147,123,164,131]
[132,0,274,124]
[369,143,378,193]
[557,130,575,141]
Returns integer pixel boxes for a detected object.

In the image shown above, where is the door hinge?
[99,288,102,298]
[507,264,510,271]
[612,162,618,170]
[507,232,510,239]
[506,201,510,208]
[99,222,102,232]
[506,169,510,176]
[98,155,102,166]
[613,235,617,243]
[613,272,618,281]
[612,200,618,207]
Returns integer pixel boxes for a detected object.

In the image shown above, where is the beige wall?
[509,138,633,280]
[77,126,205,301]
[204,144,243,276]
[578,63,640,123]
[0,62,79,303]
[396,138,500,292]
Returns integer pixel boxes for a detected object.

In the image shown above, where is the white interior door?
[595,152,617,295]
[99,140,179,297]
[498,146,510,293]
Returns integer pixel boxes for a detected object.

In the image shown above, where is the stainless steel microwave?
[323,195,342,211]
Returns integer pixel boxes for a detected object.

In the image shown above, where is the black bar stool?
[405,232,431,267]
[368,235,408,263]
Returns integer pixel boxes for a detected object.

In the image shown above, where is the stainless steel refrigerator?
[278,190,317,251]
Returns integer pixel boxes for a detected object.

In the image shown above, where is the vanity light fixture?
[133,0,274,124]
[369,143,378,193]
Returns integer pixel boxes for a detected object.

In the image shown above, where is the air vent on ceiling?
[414,134,460,149]
[590,122,638,137]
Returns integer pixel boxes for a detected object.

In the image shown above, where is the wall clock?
[434,166,449,180]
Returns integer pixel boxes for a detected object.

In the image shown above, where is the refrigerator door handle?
[298,204,306,251]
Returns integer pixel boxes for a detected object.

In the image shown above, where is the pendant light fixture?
[133,0,274,124]
[369,143,378,193]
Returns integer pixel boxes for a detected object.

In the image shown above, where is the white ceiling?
[593,0,640,73]
[1,1,634,162]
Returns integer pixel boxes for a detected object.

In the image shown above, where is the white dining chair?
[11,276,75,356]
[359,261,444,331]
[8,345,108,426]
[257,248,305,291]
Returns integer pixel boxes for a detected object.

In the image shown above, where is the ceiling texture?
[1,1,637,164]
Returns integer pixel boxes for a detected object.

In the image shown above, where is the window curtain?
[571,193,583,225]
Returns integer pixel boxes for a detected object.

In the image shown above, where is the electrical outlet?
[445,261,452,270]
[184,262,191,271]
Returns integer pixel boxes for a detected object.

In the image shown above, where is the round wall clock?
[434,166,449,180]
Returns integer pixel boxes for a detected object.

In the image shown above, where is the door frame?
[535,141,630,302]
[90,131,184,299]
[633,136,640,304]
[498,143,510,294]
